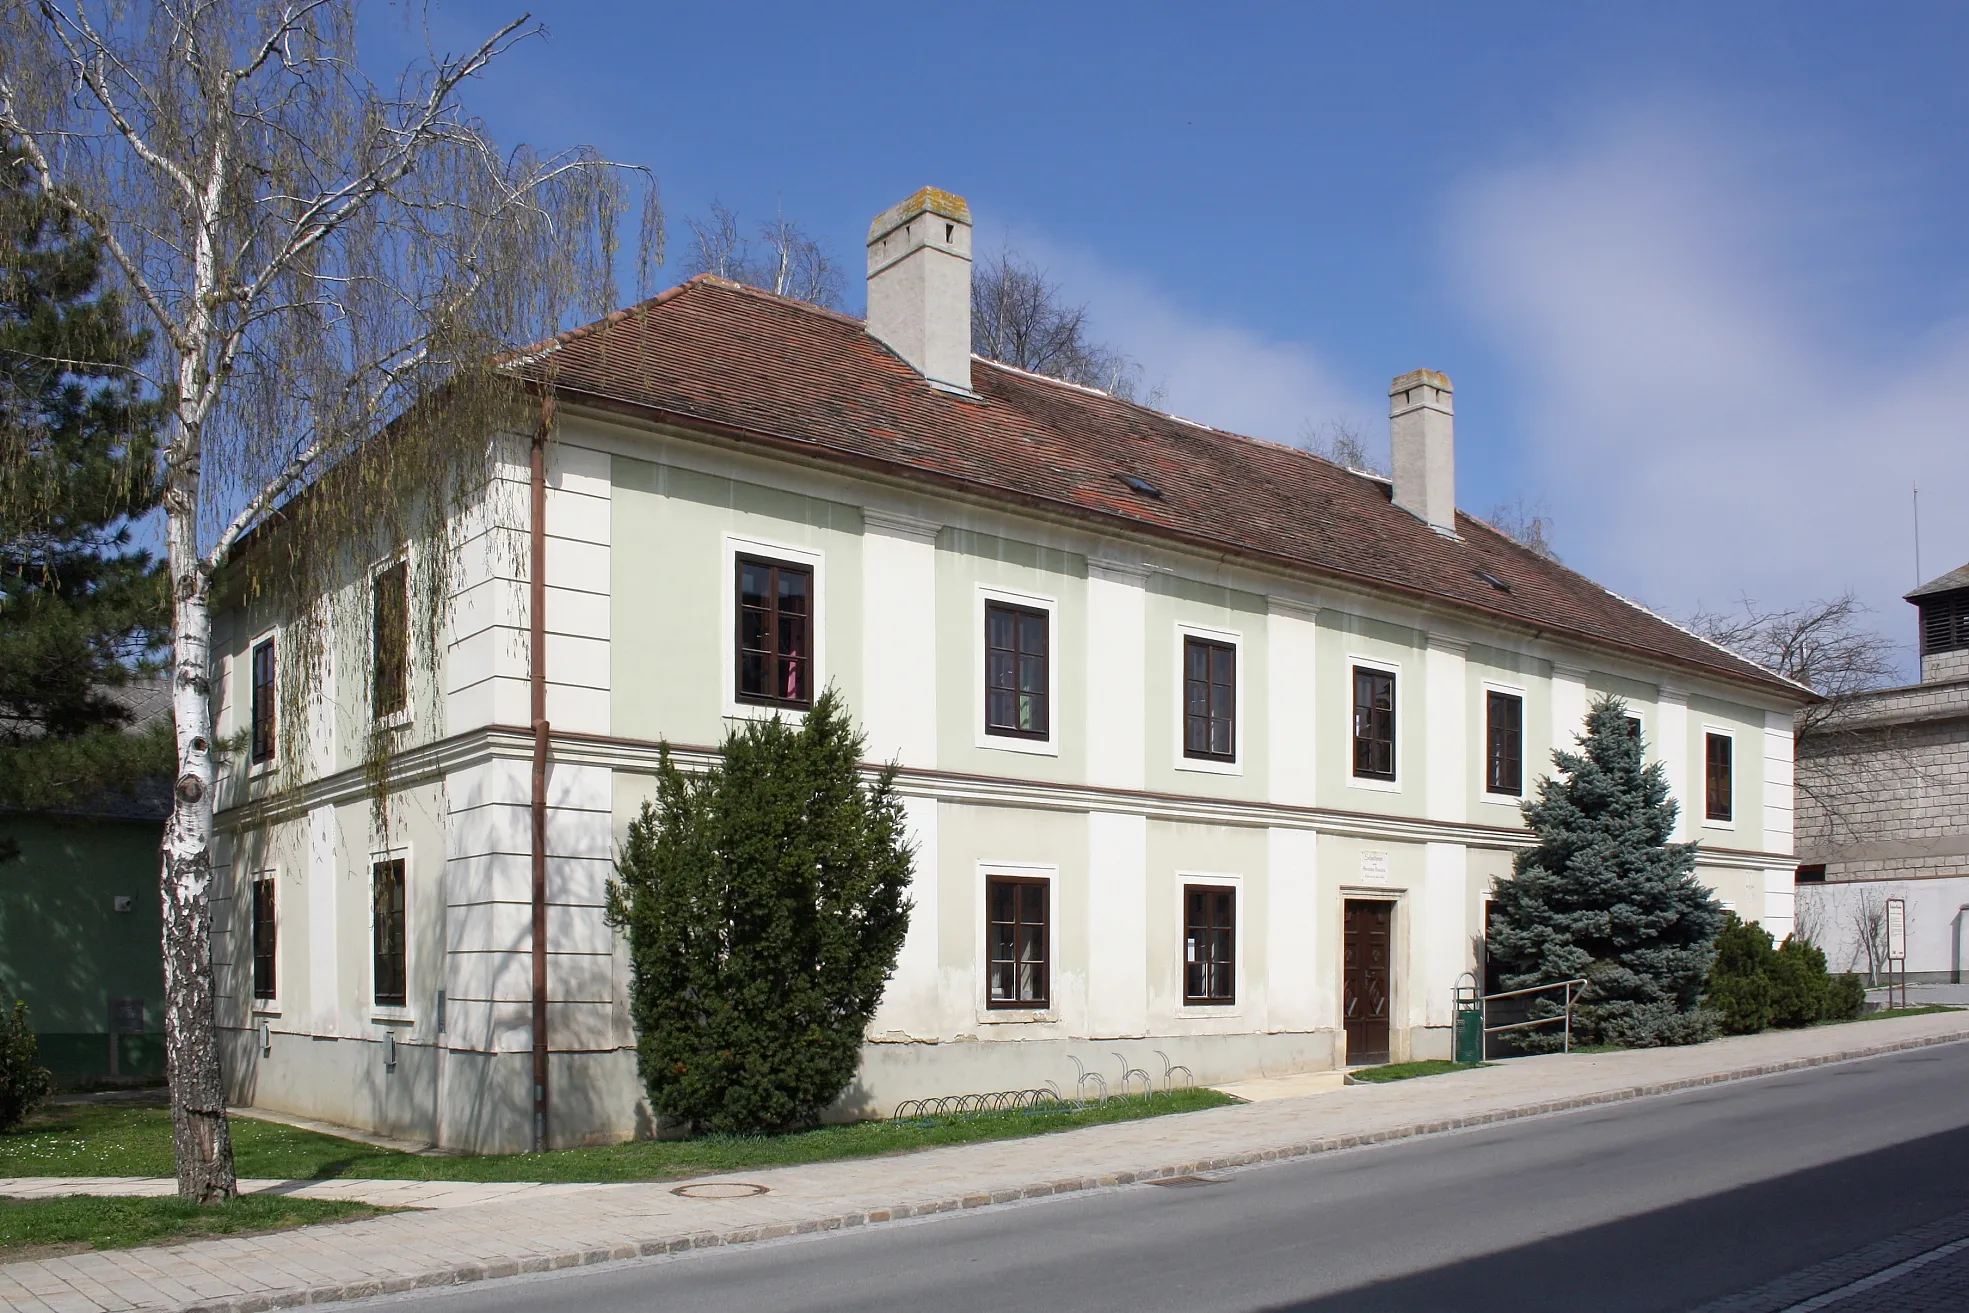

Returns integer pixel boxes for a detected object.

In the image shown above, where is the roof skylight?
[1117,473,1164,499]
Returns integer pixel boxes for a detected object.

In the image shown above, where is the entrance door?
[1343,899,1392,1066]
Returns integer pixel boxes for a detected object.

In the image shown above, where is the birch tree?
[0,1,654,1201]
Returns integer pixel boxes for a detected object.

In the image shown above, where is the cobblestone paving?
[3,1012,1967,1313]
[1814,1239,1969,1312]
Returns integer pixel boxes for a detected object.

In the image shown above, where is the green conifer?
[0,146,168,858]
[608,690,914,1135]
[1487,694,1724,1048]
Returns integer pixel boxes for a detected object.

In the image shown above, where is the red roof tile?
[534,277,1804,703]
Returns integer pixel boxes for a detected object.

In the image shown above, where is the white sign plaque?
[1360,851,1389,883]
[1887,897,1907,962]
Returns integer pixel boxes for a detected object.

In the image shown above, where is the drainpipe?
[530,397,555,1153]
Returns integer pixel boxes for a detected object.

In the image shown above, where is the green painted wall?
[0,816,167,1084]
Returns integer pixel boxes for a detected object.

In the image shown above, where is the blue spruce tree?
[1487,694,1723,1048]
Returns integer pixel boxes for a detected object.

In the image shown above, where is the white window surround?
[973,583,1059,757]
[720,533,827,723]
[1345,654,1403,794]
[1172,622,1244,776]
[1174,871,1244,1020]
[369,550,413,731]
[247,865,281,1017]
[367,842,415,1024]
[1478,678,1528,808]
[1701,725,1738,831]
[974,861,1058,1024]
[246,627,280,779]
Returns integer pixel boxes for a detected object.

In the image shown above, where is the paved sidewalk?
[4,1011,1966,1313]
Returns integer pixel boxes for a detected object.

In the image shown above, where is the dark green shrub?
[1706,915,1776,1035]
[1823,971,1867,1021]
[608,690,914,1136]
[1768,936,1830,1028]
[0,999,53,1132]
[1487,696,1723,1049]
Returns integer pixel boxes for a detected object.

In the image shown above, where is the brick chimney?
[1389,369,1456,534]
[866,188,973,393]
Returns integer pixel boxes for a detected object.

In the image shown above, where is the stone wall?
[1796,676,1969,882]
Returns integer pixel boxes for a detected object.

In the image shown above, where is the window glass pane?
[739,651,769,697]
[1018,612,1046,655]
[987,607,1013,650]
[740,563,770,609]
[1018,653,1045,693]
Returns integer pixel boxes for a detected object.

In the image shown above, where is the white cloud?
[1445,101,1969,675]
[985,232,1380,453]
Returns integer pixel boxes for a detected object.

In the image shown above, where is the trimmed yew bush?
[1706,915,1777,1035]
[1,1000,53,1132]
[607,690,913,1136]
[1768,936,1832,1028]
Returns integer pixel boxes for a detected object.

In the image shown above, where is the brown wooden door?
[1344,899,1392,1066]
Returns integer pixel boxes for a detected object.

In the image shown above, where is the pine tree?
[607,691,914,1135]
[0,145,169,859]
[1487,694,1724,1048]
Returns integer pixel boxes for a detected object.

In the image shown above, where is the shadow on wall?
[1258,1118,1969,1312]
[0,816,167,1085]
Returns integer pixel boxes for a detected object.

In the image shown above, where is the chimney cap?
[868,187,972,243]
[1390,368,1452,396]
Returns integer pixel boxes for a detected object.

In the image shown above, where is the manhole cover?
[1147,1175,1223,1188]
[671,1181,770,1199]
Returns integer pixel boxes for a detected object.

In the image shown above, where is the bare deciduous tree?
[1852,887,1889,985]
[0,1,653,1201]
[1483,495,1561,560]
[1689,592,1900,734]
[682,199,841,308]
[970,247,1154,403]
[1298,418,1388,476]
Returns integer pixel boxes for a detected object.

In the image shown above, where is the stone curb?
[142,1025,1968,1313]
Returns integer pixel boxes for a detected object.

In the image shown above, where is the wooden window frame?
[251,876,277,1002]
[1352,666,1397,781]
[734,553,815,711]
[1705,732,1734,823]
[984,599,1050,741]
[1182,635,1238,762]
[372,858,408,1008]
[1183,883,1237,1006]
[985,875,1050,1010]
[250,637,276,765]
[372,560,409,723]
[1485,690,1523,796]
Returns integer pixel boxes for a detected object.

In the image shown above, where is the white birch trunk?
[159,408,238,1202]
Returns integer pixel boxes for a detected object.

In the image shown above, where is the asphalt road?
[363,1042,1969,1313]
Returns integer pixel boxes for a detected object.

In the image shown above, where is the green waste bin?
[1454,1003,1484,1065]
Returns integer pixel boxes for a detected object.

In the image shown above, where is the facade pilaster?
[1425,634,1469,823]
[1657,686,1690,839]
[1086,558,1150,790]
[1550,662,1589,761]
[1267,599,1319,807]
[860,509,941,768]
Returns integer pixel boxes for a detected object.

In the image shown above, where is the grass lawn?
[0,1195,385,1259]
[1348,1060,1487,1083]
[1848,1004,1963,1022]
[0,1088,1233,1185]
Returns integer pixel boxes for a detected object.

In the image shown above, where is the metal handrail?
[1456,976,1589,1056]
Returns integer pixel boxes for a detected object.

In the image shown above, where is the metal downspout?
[530,398,555,1152]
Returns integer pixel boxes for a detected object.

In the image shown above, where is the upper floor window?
[736,555,812,709]
[1625,715,1643,743]
[1486,690,1523,796]
[250,637,276,764]
[986,875,1049,1009]
[1705,732,1734,822]
[1353,667,1396,780]
[372,561,409,721]
[372,858,407,1007]
[985,601,1049,739]
[1183,636,1237,761]
[251,877,277,1001]
[1184,884,1237,1005]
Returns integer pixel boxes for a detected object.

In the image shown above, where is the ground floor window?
[986,876,1049,1008]
[1184,884,1236,1005]
[251,877,276,1001]
[372,858,407,1007]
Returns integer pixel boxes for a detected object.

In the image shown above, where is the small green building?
[1,792,168,1086]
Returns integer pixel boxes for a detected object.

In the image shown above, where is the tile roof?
[533,276,1806,703]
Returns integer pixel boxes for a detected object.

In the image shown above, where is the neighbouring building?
[210,187,1811,1152]
[1795,563,1969,981]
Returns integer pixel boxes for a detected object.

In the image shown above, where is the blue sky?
[386,1,1969,676]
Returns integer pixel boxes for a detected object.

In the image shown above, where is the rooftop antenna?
[1913,482,1923,585]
